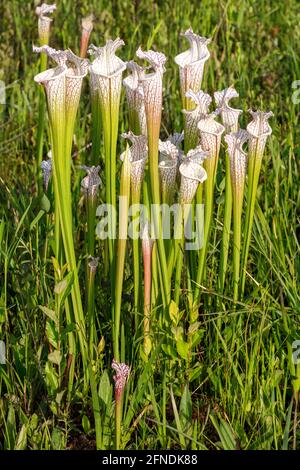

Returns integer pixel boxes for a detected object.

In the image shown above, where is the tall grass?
[0,0,299,451]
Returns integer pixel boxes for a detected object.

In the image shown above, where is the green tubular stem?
[233,190,243,303]
[91,94,102,165]
[143,177,159,309]
[54,203,76,398]
[102,103,113,264]
[240,142,261,298]
[194,155,216,304]
[115,395,122,450]
[50,102,87,372]
[188,202,196,281]
[100,83,120,270]
[190,184,203,285]
[87,195,97,257]
[151,243,158,309]
[66,101,88,349]
[101,90,119,333]
[161,202,171,257]
[65,297,76,400]
[87,264,96,358]
[151,197,170,307]
[132,190,141,327]
[174,206,194,305]
[196,182,203,206]
[110,82,120,238]
[128,108,141,136]
[183,119,198,156]
[186,263,194,318]
[156,250,165,321]
[167,208,183,280]
[147,112,170,306]
[174,227,184,305]
[143,237,152,355]
[36,52,47,193]
[132,235,140,320]
[54,167,87,366]
[182,109,199,284]
[113,153,130,362]
[218,151,232,293]
[172,203,187,304]
[53,242,75,399]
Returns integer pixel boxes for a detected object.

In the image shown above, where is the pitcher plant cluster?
[34,5,273,450]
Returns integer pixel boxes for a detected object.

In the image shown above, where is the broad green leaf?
[99,369,112,410]
[179,384,192,432]
[46,320,58,349]
[82,415,91,434]
[45,362,58,393]
[169,300,179,325]
[51,427,65,450]
[48,350,61,365]
[39,306,58,325]
[171,325,183,341]
[40,193,50,213]
[15,424,27,450]
[54,271,74,305]
[161,343,177,359]
[176,339,189,360]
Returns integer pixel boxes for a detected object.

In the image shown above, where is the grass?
[0,0,300,450]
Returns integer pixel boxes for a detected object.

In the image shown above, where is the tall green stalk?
[142,222,153,357]
[121,132,147,324]
[224,130,249,302]
[195,156,215,289]
[148,132,170,306]
[232,187,243,302]
[34,48,89,373]
[132,190,141,324]
[174,213,184,305]
[240,110,273,298]
[176,153,208,303]
[90,93,102,166]
[194,115,224,305]
[240,144,257,296]
[36,52,48,193]
[81,165,101,257]
[35,4,56,193]
[114,149,130,362]
[218,151,232,292]
[89,39,126,267]
[137,47,170,306]
[87,258,98,359]
[214,86,242,293]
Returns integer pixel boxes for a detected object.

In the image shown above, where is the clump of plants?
[33,3,273,449]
